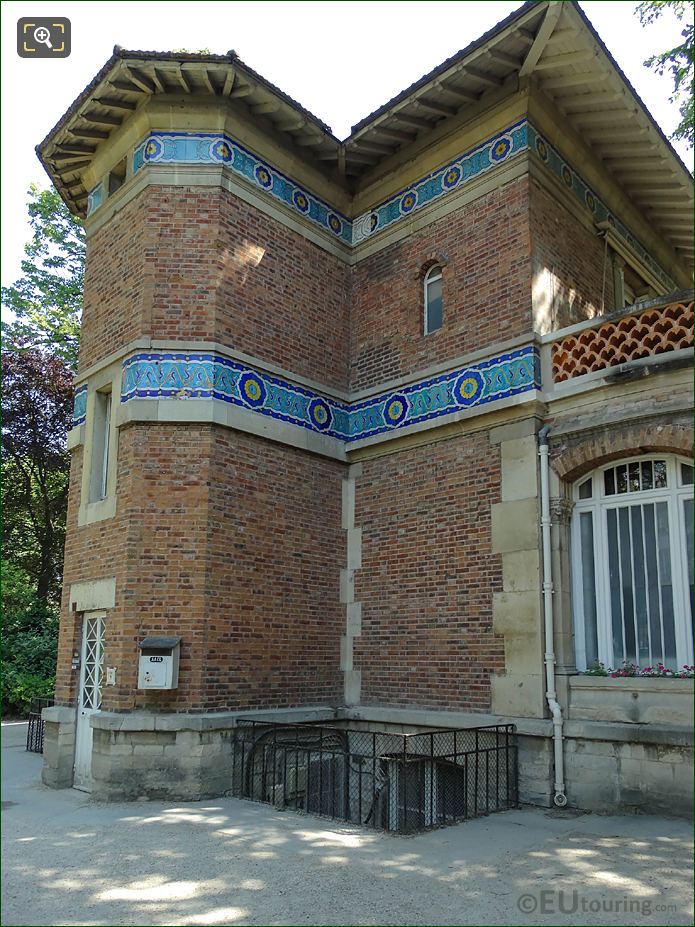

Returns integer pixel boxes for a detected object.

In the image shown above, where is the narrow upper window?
[90,389,112,502]
[424,265,443,335]
[108,158,126,196]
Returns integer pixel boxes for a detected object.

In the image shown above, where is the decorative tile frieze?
[527,125,674,291]
[87,183,103,216]
[351,120,529,246]
[73,385,87,426]
[120,346,539,444]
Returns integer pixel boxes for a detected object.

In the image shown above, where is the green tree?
[2,184,84,369]
[1,185,82,711]
[1,349,73,605]
[638,0,694,148]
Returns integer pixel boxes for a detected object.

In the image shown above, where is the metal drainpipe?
[538,424,568,808]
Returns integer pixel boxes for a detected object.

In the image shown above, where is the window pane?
[630,506,649,663]
[617,464,628,494]
[655,501,676,664]
[607,509,625,662]
[604,469,615,496]
[618,507,636,663]
[654,460,667,489]
[683,498,694,624]
[426,276,443,333]
[580,512,598,666]
[681,463,694,486]
[629,462,641,493]
[641,460,653,491]
[643,504,663,666]
[578,478,592,500]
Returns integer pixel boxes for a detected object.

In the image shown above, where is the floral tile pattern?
[119,346,539,444]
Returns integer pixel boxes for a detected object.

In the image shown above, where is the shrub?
[1,563,58,716]
[1,664,54,717]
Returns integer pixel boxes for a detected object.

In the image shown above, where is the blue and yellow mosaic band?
[351,120,529,245]
[120,346,539,444]
[130,131,352,245]
[87,183,103,215]
[73,385,88,427]
[527,125,674,291]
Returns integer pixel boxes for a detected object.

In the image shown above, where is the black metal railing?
[230,720,517,834]
[25,697,54,754]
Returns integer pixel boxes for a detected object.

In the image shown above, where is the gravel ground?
[2,721,693,927]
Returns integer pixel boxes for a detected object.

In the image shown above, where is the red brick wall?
[352,432,505,711]
[81,186,349,389]
[214,190,349,390]
[530,178,615,331]
[349,176,533,392]
[59,424,345,711]
[203,428,345,710]
[79,195,153,373]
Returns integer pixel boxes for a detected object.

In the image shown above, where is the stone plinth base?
[41,706,76,789]
[89,707,336,802]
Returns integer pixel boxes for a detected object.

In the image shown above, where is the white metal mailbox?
[137,635,181,690]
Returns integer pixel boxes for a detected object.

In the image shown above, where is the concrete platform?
[1,721,693,926]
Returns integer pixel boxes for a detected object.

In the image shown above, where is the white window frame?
[423,265,443,335]
[571,454,693,671]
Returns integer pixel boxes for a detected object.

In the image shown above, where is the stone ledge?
[564,720,693,747]
[90,706,338,732]
[338,705,553,738]
[43,706,76,724]
[571,675,694,693]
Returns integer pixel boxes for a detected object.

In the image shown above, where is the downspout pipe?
[538,424,568,808]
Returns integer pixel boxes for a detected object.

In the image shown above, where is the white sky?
[1,0,692,289]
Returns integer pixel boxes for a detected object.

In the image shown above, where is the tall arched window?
[423,265,443,335]
[572,455,693,671]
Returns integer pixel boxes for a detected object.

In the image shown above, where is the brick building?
[40,1,693,816]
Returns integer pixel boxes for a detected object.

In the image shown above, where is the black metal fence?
[25,697,54,754]
[230,720,517,834]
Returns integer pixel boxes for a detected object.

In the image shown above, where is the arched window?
[572,455,693,671]
[423,265,443,335]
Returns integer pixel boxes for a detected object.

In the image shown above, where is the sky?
[1,0,693,290]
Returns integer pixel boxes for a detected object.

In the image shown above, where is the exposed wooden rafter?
[519,1,562,77]
[394,113,435,131]
[559,90,624,110]
[177,67,193,93]
[540,70,607,91]
[203,70,219,95]
[275,116,306,132]
[463,66,502,88]
[82,111,122,127]
[435,82,478,104]
[108,78,142,93]
[70,127,109,140]
[414,99,457,119]
[375,126,417,143]
[534,50,596,72]
[230,82,254,99]
[485,48,521,70]
[124,68,156,93]
[251,100,281,115]
[222,69,236,96]
[93,97,137,111]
